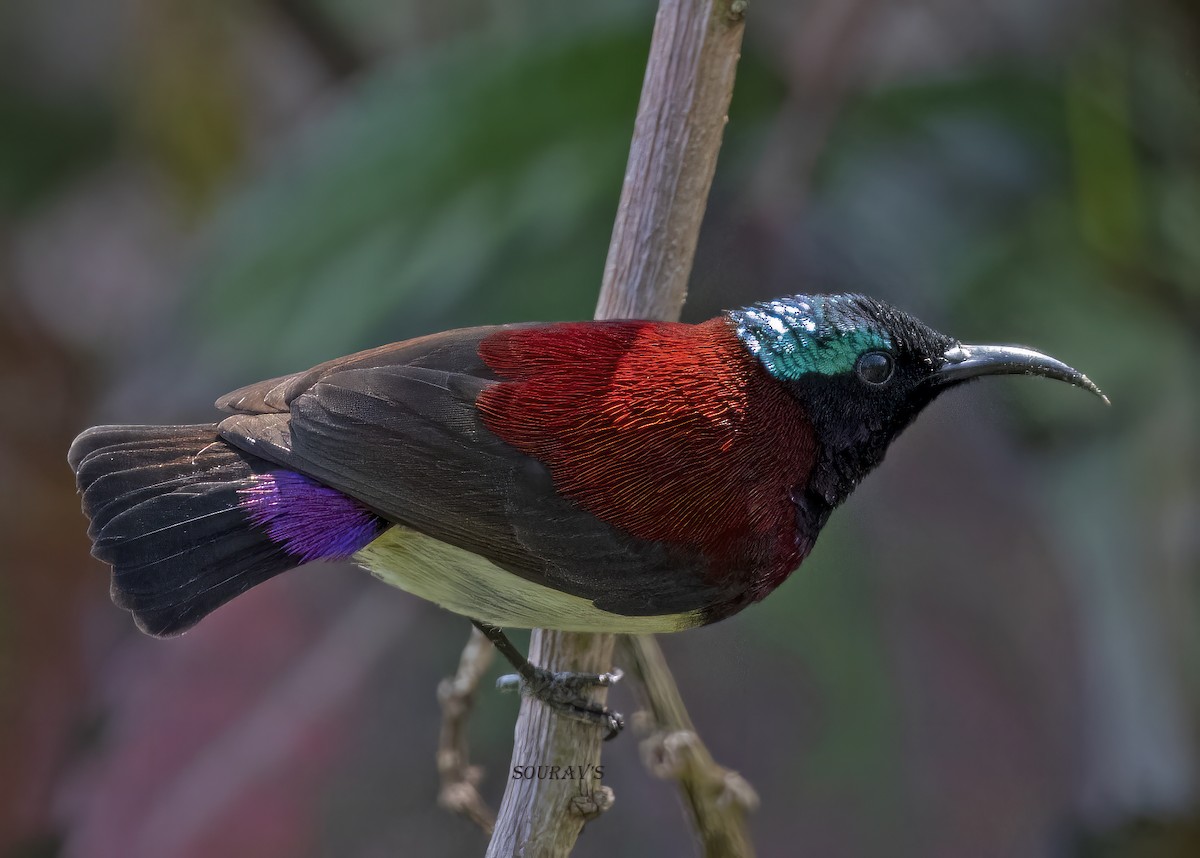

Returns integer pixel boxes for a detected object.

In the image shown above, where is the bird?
[69,293,1107,735]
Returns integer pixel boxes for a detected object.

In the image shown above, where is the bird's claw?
[496,666,625,740]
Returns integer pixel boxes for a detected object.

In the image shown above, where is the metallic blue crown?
[726,295,892,380]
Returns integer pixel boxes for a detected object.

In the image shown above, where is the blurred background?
[1,0,1197,855]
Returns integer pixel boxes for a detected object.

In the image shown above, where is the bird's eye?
[856,351,894,385]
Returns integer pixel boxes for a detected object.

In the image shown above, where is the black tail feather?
[69,424,298,636]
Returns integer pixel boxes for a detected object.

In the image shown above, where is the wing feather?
[217,328,718,617]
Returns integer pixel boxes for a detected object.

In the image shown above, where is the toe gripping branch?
[471,621,625,740]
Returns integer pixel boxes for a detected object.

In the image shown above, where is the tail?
[68,424,384,636]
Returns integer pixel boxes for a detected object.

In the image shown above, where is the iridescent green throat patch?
[727,295,892,380]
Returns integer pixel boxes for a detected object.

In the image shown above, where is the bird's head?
[727,293,1107,519]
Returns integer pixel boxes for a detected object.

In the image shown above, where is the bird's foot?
[497,667,625,740]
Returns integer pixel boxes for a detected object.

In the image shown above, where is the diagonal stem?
[485,2,750,855]
[436,626,497,834]
[622,635,758,857]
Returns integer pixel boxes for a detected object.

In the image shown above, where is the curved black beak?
[935,344,1109,404]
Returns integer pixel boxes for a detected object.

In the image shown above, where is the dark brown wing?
[216,328,718,618]
[216,325,522,414]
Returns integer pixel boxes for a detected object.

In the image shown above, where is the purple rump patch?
[239,471,386,562]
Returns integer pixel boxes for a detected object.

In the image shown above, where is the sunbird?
[70,293,1106,735]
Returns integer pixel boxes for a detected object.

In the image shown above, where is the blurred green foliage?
[0,86,112,215]
[130,1,246,212]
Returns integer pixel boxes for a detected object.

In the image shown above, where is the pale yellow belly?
[353,525,704,633]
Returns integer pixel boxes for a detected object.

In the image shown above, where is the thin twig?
[622,636,758,857]
[487,1,748,855]
[436,626,498,834]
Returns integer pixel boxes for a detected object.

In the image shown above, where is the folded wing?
[215,327,718,619]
